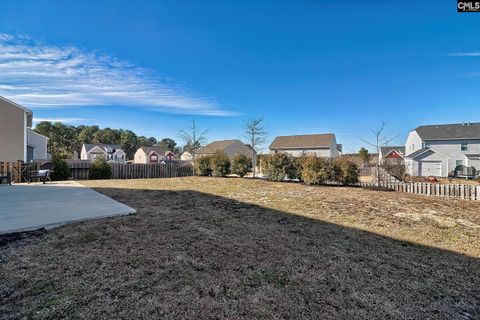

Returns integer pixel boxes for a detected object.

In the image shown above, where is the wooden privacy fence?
[358,181,480,201]
[0,161,24,183]
[67,161,193,180]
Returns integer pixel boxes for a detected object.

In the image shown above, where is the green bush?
[50,156,70,181]
[261,153,291,181]
[286,155,308,180]
[231,153,252,177]
[211,151,230,177]
[333,157,359,185]
[300,155,333,185]
[89,157,112,180]
[194,155,213,176]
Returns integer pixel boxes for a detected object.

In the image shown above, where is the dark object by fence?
[67,160,193,180]
[454,165,476,179]
[28,162,55,184]
[0,171,11,185]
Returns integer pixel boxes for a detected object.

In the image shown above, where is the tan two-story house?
[0,96,49,162]
[269,133,341,158]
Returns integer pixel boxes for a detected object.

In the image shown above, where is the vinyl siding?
[27,130,48,160]
[0,99,26,162]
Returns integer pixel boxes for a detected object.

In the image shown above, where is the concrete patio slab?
[0,181,136,234]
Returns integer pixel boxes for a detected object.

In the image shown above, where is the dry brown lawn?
[1,177,480,319]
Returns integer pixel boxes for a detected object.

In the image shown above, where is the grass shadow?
[1,187,479,319]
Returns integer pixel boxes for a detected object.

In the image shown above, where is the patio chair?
[0,171,11,185]
[28,162,55,184]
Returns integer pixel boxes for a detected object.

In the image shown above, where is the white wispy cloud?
[0,34,236,116]
[447,52,480,57]
[33,118,92,123]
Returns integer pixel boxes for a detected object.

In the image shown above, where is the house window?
[461,142,468,151]
[27,145,34,162]
[411,144,414,151]
[456,160,463,167]
[150,154,158,162]
[424,142,431,149]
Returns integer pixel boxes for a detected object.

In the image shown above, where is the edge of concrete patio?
[0,181,136,234]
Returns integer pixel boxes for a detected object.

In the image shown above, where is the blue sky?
[1,0,480,153]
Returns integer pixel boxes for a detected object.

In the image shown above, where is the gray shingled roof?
[84,144,122,153]
[380,146,405,158]
[139,146,172,155]
[269,134,335,149]
[197,139,251,154]
[415,123,480,140]
[405,148,430,159]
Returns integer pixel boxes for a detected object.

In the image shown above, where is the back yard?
[1,177,480,319]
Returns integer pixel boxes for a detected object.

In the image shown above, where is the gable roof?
[0,96,32,114]
[415,123,480,141]
[139,146,171,155]
[380,146,405,158]
[83,143,122,153]
[269,134,335,150]
[197,139,251,154]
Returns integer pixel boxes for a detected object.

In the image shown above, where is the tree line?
[34,121,179,159]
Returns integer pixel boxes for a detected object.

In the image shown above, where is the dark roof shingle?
[415,123,480,140]
[269,134,335,149]
[405,148,429,159]
[140,146,171,155]
[197,139,249,154]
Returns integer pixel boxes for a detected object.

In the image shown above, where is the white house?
[404,122,480,177]
[134,146,175,164]
[80,144,126,163]
[0,96,49,162]
[269,133,341,158]
[196,139,255,160]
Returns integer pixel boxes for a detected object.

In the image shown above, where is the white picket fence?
[358,181,480,201]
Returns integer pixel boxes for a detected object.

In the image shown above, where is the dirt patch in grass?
[1,177,480,319]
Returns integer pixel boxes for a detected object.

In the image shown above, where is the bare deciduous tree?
[359,120,399,185]
[179,119,208,160]
[243,118,267,178]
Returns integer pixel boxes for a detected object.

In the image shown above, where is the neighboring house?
[80,144,126,163]
[134,146,175,163]
[196,139,255,160]
[180,151,193,161]
[405,122,480,177]
[379,146,405,164]
[269,133,341,158]
[0,96,49,162]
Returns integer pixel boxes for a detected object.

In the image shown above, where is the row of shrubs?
[260,153,359,185]
[194,151,252,177]
[50,156,112,181]
[194,151,359,186]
